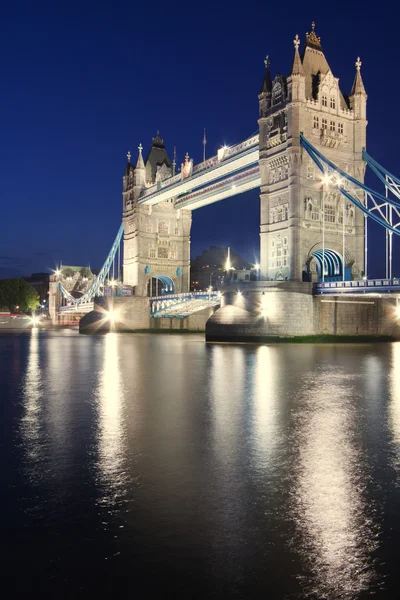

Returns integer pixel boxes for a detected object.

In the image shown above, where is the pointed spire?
[305,21,322,50]
[124,150,134,176]
[290,34,305,76]
[136,143,145,169]
[351,57,366,95]
[260,55,272,94]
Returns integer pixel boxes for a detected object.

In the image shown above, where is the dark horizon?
[1,1,398,279]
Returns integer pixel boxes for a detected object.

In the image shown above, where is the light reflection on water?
[7,332,400,596]
[20,329,45,478]
[290,367,379,599]
[389,343,400,476]
[96,333,128,505]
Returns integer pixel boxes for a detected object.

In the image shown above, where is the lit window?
[330,121,335,132]
[322,118,327,130]
[313,116,319,129]
[322,95,327,107]
[330,97,336,109]
[338,123,343,134]
[158,220,169,234]
[324,205,335,223]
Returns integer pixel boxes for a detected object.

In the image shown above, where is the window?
[348,208,355,226]
[338,212,343,225]
[322,118,327,130]
[311,205,320,221]
[283,237,288,245]
[158,247,169,259]
[330,121,335,132]
[174,227,179,235]
[146,223,153,233]
[324,205,335,223]
[322,95,327,107]
[149,247,156,258]
[170,249,177,260]
[158,220,169,234]
[330,97,336,109]
[273,84,282,105]
[338,123,343,134]
[307,164,314,179]
[313,116,319,129]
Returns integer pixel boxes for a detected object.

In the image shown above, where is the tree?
[0,278,40,312]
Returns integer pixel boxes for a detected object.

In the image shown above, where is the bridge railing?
[314,278,400,293]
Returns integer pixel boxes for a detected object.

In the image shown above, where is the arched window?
[273,83,282,105]
[158,220,169,234]
[348,208,355,226]
[311,205,320,221]
[322,95,328,107]
[324,205,335,223]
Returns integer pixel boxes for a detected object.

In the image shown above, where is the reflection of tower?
[122,134,192,296]
[259,24,367,281]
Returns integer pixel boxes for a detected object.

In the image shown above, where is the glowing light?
[109,280,116,287]
[336,177,344,188]
[54,269,61,276]
[321,173,332,186]
[225,260,232,271]
[394,305,400,320]
[16,305,19,310]
[254,263,260,270]
[217,291,222,298]
[237,290,242,297]
[232,184,236,190]
[223,145,228,150]
[30,316,40,326]
[106,309,118,323]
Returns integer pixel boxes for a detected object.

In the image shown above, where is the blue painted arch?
[310,249,349,282]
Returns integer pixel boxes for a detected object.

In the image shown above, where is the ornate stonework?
[122,139,192,295]
[259,24,367,281]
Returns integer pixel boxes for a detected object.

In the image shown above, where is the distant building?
[190,246,257,291]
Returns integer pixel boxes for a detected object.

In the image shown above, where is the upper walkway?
[137,135,260,210]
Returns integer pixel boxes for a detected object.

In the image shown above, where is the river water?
[2,330,400,598]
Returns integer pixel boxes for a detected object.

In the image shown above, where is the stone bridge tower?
[122,135,192,296]
[258,23,367,281]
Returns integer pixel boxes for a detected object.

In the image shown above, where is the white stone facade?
[258,26,367,281]
[122,138,192,296]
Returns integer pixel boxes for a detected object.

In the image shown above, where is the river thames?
[2,330,400,598]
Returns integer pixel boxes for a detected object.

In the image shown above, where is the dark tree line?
[0,278,40,312]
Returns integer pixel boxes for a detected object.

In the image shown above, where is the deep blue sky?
[0,0,398,278]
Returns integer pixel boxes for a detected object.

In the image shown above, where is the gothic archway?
[147,275,175,297]
[305,249,344,282]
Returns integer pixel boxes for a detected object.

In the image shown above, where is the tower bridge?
[50,23,400,340]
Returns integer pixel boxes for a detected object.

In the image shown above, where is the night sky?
[0,1,398,279]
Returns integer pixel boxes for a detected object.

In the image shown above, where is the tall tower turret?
[122,137,192,295]
[259,23,367,283]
